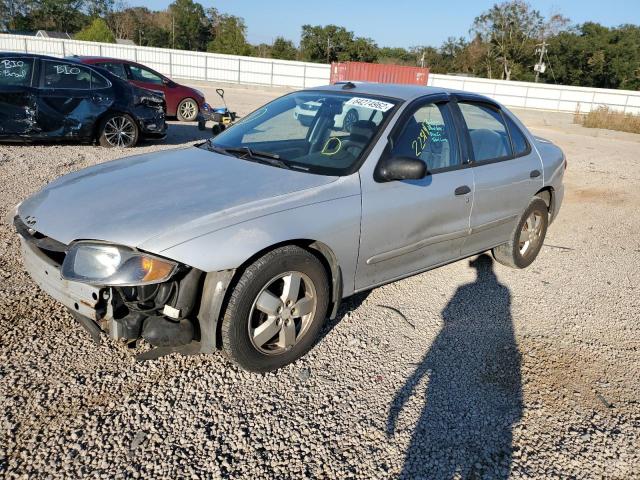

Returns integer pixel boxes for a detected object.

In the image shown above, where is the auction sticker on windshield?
[344,97,395,112]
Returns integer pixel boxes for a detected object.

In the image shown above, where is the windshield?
[204,91,400,175]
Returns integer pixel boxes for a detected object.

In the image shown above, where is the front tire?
[492,197,549,269]
[221,245,329,372]
[177,98,199,122]
[98,113,139,148]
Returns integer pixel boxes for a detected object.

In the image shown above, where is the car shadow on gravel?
[316,291,371,344]
[387,254,523,479]
[157,122,212,146]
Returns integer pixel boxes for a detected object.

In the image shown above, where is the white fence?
[2,33,640,114]
[0,33,330,88]
[428,74,640,115]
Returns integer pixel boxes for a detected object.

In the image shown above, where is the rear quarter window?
[0,58,34,87]
[505,115,530,156]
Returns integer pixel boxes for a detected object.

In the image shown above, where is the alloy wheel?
[103,116,136,147]
[519,211,544,256]
[179,100,198,121]
[248,271,317,355]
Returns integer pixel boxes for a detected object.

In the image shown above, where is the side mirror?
[216,88,225,98]
[376,157,427,182]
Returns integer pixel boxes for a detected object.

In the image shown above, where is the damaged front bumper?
[15,215,231,360]
[137,108,167,139]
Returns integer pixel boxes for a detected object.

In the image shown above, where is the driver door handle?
[455,185,471,196]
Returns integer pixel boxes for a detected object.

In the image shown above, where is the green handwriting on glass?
[411,122,444,157]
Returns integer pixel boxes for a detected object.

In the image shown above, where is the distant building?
[116,38,136,46]
[35,31,72,39]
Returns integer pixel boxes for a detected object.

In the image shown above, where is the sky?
[134,0,640,48]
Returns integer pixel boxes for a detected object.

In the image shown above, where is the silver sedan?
[12,82,565,371]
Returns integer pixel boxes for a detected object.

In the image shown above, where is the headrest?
[349,120,377,143]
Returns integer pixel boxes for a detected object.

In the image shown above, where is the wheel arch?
[535,186,554,213]
[198,238,343,351]
[92,109,139,142]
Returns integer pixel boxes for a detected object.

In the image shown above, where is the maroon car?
[73,56,206,121]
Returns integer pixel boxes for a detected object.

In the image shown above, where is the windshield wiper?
[223,146,281,160]
[221,146,292,169]
[204,141,292,170]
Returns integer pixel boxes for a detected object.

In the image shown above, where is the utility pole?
[172,16,175,49]
[326,37,332,64]
[534,40,547,83]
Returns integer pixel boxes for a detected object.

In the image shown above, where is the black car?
[0,53,167,148]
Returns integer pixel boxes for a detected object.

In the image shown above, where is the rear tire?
[177,98,199,122]
[221,245,329,372]
[492,197,549,269]
[98,113,139,148]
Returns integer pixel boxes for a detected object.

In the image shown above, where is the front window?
[391,102,460,171]
[205,91,400,175]
[128,65,164,85]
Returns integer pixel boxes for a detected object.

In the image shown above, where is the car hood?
[18,146,338,249]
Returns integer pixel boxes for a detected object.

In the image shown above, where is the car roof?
[0,52,61,61]
[309,82,482,103]
[70,56,130,63]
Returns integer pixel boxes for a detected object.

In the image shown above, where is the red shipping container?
[330,61,429,86]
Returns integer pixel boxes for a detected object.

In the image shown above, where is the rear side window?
[505,115,530,156]
[96,62,127,80]
[392,102,460,171]
[0,58,33,87]
[42,61,92,89]
[459,102,512,162]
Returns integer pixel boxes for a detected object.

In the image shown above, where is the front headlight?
[61,242,178,286]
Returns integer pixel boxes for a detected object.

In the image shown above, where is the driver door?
[355,98,474,290]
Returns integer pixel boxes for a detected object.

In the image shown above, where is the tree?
[271,37,297,60]
[1,0,36,31]
[300,24,354,63]
[84,0,114,19]
[349,37,378,62]
[207,8,251,55]
[378,47,414,65]
[168,0,209,50]
[472,0,545,80]
[75,17,115,42]
[28,0,87,32]
[547,23,640,90]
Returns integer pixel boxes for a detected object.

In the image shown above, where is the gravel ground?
[1,84,639,479]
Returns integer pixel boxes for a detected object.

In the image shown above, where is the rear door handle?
[455,185,471,196]
[530,169,541,178]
